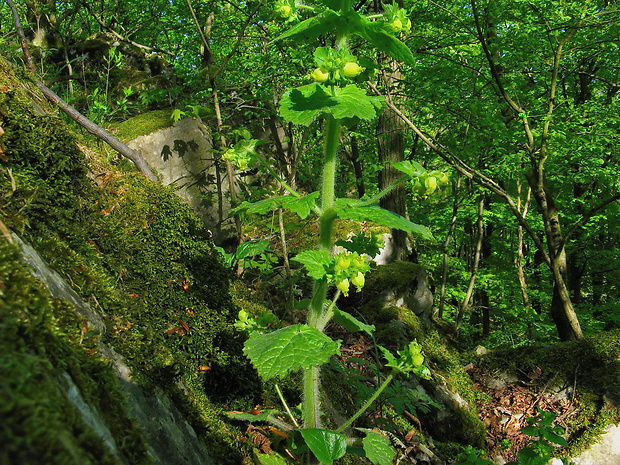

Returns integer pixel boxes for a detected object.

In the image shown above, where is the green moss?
[112,109,174,142]
[0,240,152,465]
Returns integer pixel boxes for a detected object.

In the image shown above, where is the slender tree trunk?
[456,195,485,329]
[439,173,462,318]
[377,65,408,262]
[527,170,583,341]
[516,178,531,309]
[349,134,365,198]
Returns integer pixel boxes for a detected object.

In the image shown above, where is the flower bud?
[342,62,364,78]
[351,272,365,291]
[336,278,350,297]
[311,67,329,83]
[276,4,291,18]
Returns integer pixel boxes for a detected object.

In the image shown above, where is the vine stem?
[335,371,395,433]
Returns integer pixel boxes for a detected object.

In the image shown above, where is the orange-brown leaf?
[178,318,189,331]
[268,427,289,439]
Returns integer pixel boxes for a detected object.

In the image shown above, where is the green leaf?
[285,191,320,219]
[300,429,347,465]
[232,193,318,219]
[292,249,333,280]
[334,199,432,241]
[244,325,340,379]
[233,196,290,215]
[356,22,416,66]
[521,426,540,437]
[170,108,186,122]
[280,84,382,126]
[391,160,426,178]
[280,83,335,126]
[330,85,379,121]
[236,240,271,260]
[224,139,261,170]
[335,232,384,256]
[214,246,234,268]
[361,430,396,465]
[378,341,430,378]
[271,10,340,44]
[539,429,568,447]
[332,307,375,335]
[254,451,289,465]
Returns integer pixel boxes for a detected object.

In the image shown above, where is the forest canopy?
[2,0,620,353]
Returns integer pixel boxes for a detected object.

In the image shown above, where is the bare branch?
[83,2,175,56]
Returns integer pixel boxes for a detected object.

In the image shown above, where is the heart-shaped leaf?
[300,429,347,465]
[244,325,340,379]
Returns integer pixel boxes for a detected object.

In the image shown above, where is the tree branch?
[6,0,157,182]
[369,81,552,267]
[83,2,175,56]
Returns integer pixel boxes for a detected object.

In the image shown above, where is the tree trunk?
[377,105,408,262]
[376,50,408,262]
[348,134,365,198]
[527,171,583,341]
[456,195,485,329]
[516,179,531,309]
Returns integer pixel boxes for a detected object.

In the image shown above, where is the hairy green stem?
[303,365,322,429]
[335,371,395,433]
[320,115,341,229]
[303,112,342,439]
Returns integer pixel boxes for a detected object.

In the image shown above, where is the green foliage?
[360,429,396,465]
[280,83,384,127]
[299,428,347,465]
[379,340,431,378]
[215,239,274,270]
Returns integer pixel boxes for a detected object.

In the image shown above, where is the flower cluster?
[309,47,365,85]
[328,252,370,297]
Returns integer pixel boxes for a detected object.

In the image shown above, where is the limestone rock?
[128,117,237,245]
[569,424,620,465]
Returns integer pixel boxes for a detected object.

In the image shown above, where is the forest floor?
[466,364,577,463]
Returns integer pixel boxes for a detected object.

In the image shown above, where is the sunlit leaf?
[332,307,375,335]
[334,199,432,241]
[361,430,396,465]
[244,325,340,379]
[292,249,333,280]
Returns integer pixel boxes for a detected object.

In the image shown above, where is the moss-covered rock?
[0,56,261,464]
[0,239,152,465]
